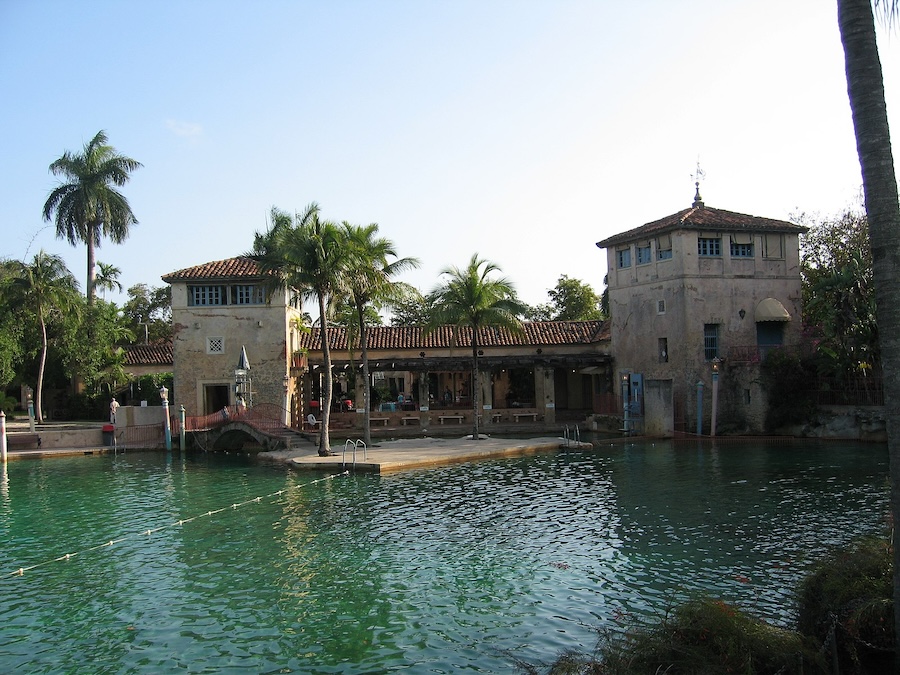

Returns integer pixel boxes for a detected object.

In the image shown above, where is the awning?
[755,298,791,322]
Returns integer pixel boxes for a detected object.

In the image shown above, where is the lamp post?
[25,386,35,433]
[710,358,721,437]
[235,346,251,408]
[179,404,186,452]
[160,385,172,451]
[621,373,630,434]
[1,410,7,464]
[283,375,291,426]
[696,380,705,435]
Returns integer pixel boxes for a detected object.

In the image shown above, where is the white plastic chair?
[307,414,321,430]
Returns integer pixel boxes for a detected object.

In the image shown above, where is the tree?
[389,291,434,326]
[121,283,172,344]
[837,0,900,657]
[61,298,135,396]
[8,251,80,422]
[342,221,420,444]
[800,208,877,377]
[258,203,351,456]
[429,254,527,441]
[526,275,605,321]
[42,130,142,304]
[0,261,25,389]
[94,261,122,298]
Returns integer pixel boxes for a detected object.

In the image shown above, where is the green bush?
[759,346,819,430]
[516,597,825,674]
[796,536,894,673]
[1,395,17,416]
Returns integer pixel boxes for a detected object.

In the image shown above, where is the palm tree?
[258,203,351,456]
[837,0,900,655]
[343,222,420,444]
[10,251,80,423]
[429,254,527,441]
[94,261,123,298]
[42,130,142,304]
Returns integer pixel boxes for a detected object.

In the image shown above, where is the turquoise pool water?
[0,440,889,673]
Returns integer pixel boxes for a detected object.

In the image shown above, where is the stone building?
[161,252,614,430]
[162,257,305,417]
[296,321,614,429]
[596,188,807,434]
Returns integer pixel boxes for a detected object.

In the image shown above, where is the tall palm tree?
[343,222,420,444]
[10,251,80,423]
[429,254,527,441]
[259,203,351,456]
[42,130,142,304]
[837,0,900,655]
[94,261,123,298]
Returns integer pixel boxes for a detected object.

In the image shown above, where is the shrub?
[796,536,894,673]
[516,597,825,674]
[759,346,819,430]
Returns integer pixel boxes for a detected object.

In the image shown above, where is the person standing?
[109,397,120,424]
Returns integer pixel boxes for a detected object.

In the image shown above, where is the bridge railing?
[176,403,288,434]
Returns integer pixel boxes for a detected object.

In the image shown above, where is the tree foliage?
[257,203,351,456]
[42,130,142,304]
[429,254,527,440]
[527,275,605,322]
[121,283,172,344]
[6,251,81,421]
[390,291,435,326]
[799,208,878,378]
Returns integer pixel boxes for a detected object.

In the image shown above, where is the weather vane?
[691,157,705,206]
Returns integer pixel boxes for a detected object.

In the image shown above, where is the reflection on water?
[0,440,889,673]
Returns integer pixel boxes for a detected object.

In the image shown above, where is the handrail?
[342,439,368,470]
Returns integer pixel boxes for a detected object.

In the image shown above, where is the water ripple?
[0,442,888,672]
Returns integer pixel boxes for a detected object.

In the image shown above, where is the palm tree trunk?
[36,315,48,424]
[837,0,900,660]
[86,225,97,305]
[318,293,333,456]
[471,339,480,440]
[357,302,372,446]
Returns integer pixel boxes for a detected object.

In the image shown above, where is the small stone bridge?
[180,403,308,452]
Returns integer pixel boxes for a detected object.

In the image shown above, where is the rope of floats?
[1,470,349,580]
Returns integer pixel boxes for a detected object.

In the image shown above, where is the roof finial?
[691,158,705,208]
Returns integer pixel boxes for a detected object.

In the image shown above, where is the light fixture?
[739,309,746,319]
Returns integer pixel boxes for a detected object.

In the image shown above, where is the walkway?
[262,435,587,474]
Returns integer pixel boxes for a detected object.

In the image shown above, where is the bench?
[6,433,42,449]
[438,415,464,425]
[513,412,539,422]
[370,417,390,427]
[401,416,420,426]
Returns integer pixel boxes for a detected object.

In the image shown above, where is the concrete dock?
[272,435,586,473]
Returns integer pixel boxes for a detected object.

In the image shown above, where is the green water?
[0,440,889,673]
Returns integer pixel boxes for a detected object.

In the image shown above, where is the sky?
[1,0,898,314]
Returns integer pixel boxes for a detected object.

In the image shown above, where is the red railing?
[176,403,288,433]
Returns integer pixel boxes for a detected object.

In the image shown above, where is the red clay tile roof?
[297,320,609,351]
[124,341,173,367]
[161,257,269,283]
[596,204,807,249]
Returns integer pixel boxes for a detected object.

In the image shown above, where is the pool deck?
[1,429,591,473]
[266,435,588,474]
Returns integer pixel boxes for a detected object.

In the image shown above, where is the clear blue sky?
[2,0,897,311]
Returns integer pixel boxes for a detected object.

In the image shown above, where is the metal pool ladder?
[342,439,368,469]
[563,424,581,448]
